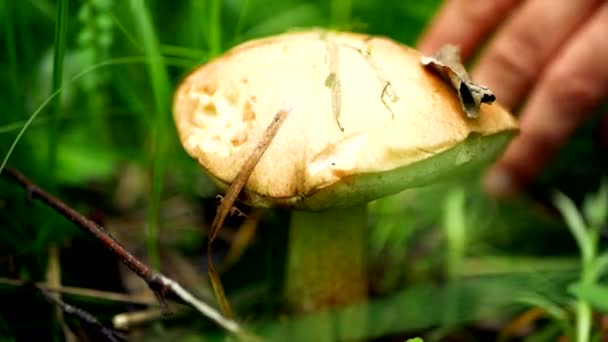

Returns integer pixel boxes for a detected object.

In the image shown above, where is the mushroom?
[172,30,518,313]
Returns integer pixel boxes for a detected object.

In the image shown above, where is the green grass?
[554,183,608,342]
[0,1,606,341]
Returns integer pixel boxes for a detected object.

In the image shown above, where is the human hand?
[418,1,608,196]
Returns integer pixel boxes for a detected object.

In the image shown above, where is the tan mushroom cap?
[173,30,518,210]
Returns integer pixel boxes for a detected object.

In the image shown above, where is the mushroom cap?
[173,30,518,210]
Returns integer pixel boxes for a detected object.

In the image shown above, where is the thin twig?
[0,277,158,306]
[207,109,291,242]
[207,109,290,318]
[113,308,185,330]
[3,168,152,279]
[40,288,123,342]
[46,245,78,342]
[0,167,242,336]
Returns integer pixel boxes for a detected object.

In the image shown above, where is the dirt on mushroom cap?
[173,30,517,209]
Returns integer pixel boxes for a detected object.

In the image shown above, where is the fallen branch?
[0,167,242,336]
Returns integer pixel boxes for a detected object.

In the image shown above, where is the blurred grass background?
[0,0,607,341]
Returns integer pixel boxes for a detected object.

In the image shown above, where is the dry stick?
[207,109,290,318]
[46,244,77,342]
[0,277,158,306]
[40,288,123,342]
[113,308,184,330]
[0,168,242,335]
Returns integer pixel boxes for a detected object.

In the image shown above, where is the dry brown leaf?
[207,109,290,318]
[420,44,495,119]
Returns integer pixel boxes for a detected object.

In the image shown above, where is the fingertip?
[483,166,521,198]
[416,38,439,56]
[484,130,558,198]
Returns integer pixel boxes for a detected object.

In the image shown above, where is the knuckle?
[485,30,542,84]
[484,31,542,83]
[523,120,564,150]
[545,68,604,110]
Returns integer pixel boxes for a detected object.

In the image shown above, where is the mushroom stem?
[286,204,368,312]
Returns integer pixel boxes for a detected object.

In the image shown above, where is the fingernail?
[484,167,519,198]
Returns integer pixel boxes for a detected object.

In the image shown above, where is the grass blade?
[553,191,590,262]
[208,0,222,57]
[0,56,193,175]
[128,0,172,270]
[49,0,69,179]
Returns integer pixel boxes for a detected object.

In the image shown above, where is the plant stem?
[443,187,466,280]
[576,301,591,342]
[286,204,368,312]
[577,229,597,342]
[442,187,466,328]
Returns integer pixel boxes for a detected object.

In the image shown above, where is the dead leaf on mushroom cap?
[420,44,496,119]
